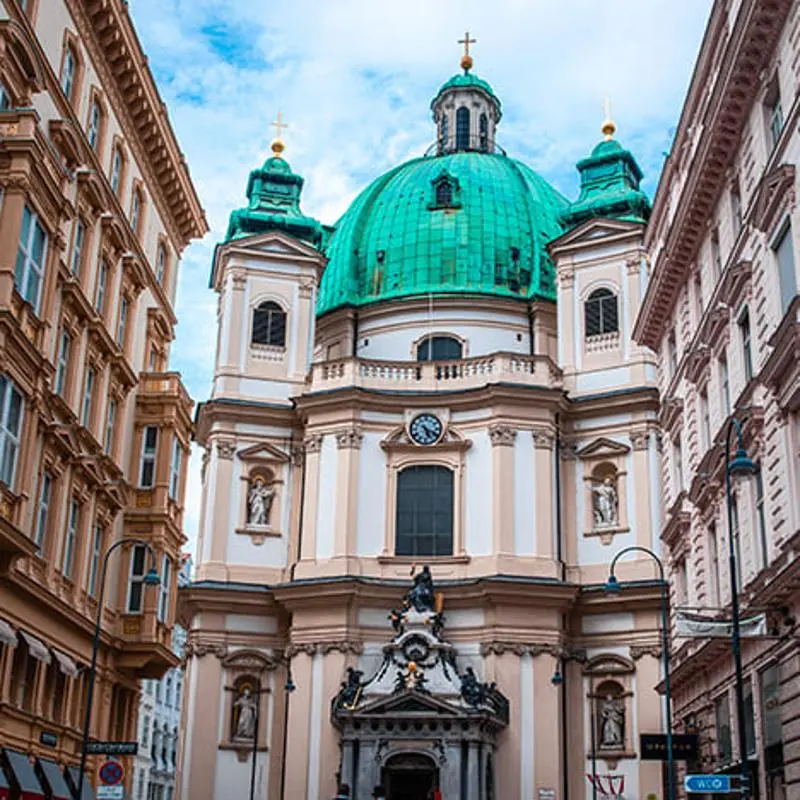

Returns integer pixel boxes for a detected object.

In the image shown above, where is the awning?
[64,766,96,800]
[35,759,71,800]
[51,649,79,678]
[19,631,51,664]
[0,619,16,647]
[0,763,11,799]
[1,748,44,797]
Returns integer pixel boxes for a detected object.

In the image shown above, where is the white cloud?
[127,0,712,557]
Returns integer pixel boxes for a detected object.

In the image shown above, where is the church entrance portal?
[383,753,438,800]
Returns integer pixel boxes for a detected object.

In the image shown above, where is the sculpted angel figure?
[248,477,275,526]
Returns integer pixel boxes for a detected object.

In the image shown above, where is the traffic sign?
[97,787,124,800]
[86,741,138,756]
[685,775,733,793]
[98,760,124,786]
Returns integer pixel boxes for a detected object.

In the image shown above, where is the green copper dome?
[432,71,501,111]
[317,152,568,316]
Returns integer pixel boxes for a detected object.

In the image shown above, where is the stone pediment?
[753,163,795,235]
[227,230,322,261]
[236,442,291,464]
[353,689,463,718]
[576,437,631,460]
[550,218,643,253]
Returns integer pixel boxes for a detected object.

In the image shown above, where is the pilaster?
[533,428,555,558]
[333,427,362,558]
[299,435,323,561]
[490,424,516,555]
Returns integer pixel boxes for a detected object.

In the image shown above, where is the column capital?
[335,427,364,450]
[488,424,517,447]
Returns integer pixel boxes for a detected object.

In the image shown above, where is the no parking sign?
[98,759,124,786]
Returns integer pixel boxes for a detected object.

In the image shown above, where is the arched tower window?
[435,181,453,207]
[416,335,462,361]
[395,465,453,556]
[479,113,489,152]
[440,113,449,152]
[252,301,287,347]
[455,106,470,151]
[584,288,618,337]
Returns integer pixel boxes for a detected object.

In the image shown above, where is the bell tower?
[430,33,502,154]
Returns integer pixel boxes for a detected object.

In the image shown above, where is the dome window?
[417,335,463,362]
[585,288,618,337]
[429,172,461,211]
[455,106,470,151]
[479,113,489,152]
[252,301,287,347]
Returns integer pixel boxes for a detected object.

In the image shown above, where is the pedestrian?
[332,783,351,799]
[372,786,387,799]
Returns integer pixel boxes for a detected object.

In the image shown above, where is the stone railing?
[310,352,561,393]
[585,331,621,353]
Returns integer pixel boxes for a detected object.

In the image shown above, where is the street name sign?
[640,733,699,761]
[97,787,124,800]
[86,741,138,756]
[685,775,733,793]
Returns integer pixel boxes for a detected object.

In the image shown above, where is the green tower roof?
[432,71,501,111]
[224,150,323,246]
[317,151,568,316]
[560,133,651,229]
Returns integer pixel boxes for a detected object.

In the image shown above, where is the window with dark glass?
[744,680,756,756]
[127,544,147,613]
[455,106,470,150]
[479,113,488,152]
[0,82,11,111]
[765,78,783,149]
[584,288,618,337]
[139,425,158,488]
[416,335,462,361]
[395,465,453,556]
[435,180,453,207]
[738,306,753,382]
[61,46,76,101]
[715,693,733,763]
[88,100,101,151]
[252,301,287,346]
[440,114,449,149]
[773,222,796,316]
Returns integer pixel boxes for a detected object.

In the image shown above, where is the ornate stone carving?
[304,434,323,454]
[629,644,662,660]
[320,641,364,655]
[231,271,246,290]
[216,439,236,460]
[247,476,275,526]
[284,642,318,658]
[488,424,517,447]
[592,477,619,528]
[335,427,364,450]
[184,642,228,660]
[630,431,650,451]
[531,428,554,450]
[480,641,561,657]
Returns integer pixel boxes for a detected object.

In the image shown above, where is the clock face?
[409,413,443,446]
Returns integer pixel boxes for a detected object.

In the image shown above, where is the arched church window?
[440,113,449,151]
[252,301,287,347]
[584,288,618,337]
[416,335,462,361]
[455,106,470,150]
[395,465,453,556]
[479,113,489,152]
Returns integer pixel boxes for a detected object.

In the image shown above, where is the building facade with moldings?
[0,0,205,796]
[179,49,671,800]
[635,1,800,799]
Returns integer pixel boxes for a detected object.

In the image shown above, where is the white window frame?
[0,375,24,487]
[104,400,116,455]
[139,425,158,488]
[127,543,147,613]
[34,471,51,548]
[95,260,108,314]
[168,437,181,500]
[15,205,48,312]
[738,306,753,382]
[88,523,103,597]
[55,329,70,396]
[117,297,128,348]
[158,554,171,622]
[82,367,95,428]
[62,498,79,577]
[70,219,84,276]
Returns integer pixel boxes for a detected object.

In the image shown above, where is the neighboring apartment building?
[636,1,799,798]
[132,555,191,800]
[0,0,205,796]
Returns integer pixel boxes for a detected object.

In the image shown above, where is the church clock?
[409,413,443,446]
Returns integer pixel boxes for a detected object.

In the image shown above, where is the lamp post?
[278,659,297,800]
[724,416,758,798]
[77,538,160,799]
[606,545,674,800]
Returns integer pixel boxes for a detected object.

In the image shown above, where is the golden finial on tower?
[270,111,288,157]
[458,31,476,72]
[601,95,616,140]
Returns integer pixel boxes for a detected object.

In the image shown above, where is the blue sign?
[685,775,733,793]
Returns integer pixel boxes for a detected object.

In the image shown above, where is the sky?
[127,0,713,558]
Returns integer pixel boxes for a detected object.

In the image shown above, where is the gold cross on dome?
[458,31,476,58]
[270,111,288,139]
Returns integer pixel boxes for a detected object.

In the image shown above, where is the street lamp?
[278,660,297,800]
[606,545,674,800]
[725,416,758,798]
[77,538,160,799]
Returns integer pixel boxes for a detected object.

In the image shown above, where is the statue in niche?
[593,476,618,528]
[599,694,625,749]
[405,565,435,613]
[247,476,275,527]
[233,686,257,740]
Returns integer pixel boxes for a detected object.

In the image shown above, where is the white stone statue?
[599,695,625,748]
[234,688,257,739]
[247,477,275,527]
[593,476,618,527]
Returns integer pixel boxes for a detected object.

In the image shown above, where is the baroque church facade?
[179,51,669,800]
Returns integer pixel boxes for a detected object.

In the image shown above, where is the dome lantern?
[431,33,502,155]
